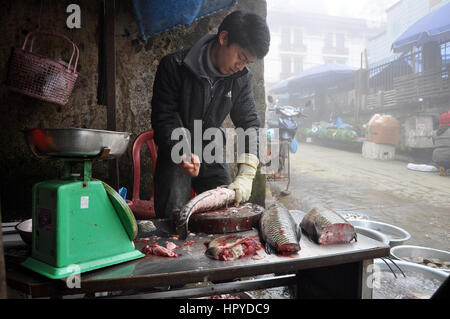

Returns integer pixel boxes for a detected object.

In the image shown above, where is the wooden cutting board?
[189,203,265,234]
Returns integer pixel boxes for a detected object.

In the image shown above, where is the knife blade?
[175,112,192,162]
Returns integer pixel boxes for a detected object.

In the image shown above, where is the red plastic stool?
[128,130,194,220]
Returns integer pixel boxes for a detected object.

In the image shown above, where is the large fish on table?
[300,207,357,245]
[205,234,261,261]
[259,203,301,255]
[173,187,236,239]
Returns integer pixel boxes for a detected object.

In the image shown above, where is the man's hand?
[180,154,200,177]
[228,153,259,205]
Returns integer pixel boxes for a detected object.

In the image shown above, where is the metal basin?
[15,219,32,245]
[24,128,131,159]
[354,226,389,245]
[349,219,410,247]
[390,245,450,273]
[373,259,448,299]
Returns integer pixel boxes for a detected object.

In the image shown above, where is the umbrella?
[269,77,292,95]
[269,63,357,95]
[392,2,450,53]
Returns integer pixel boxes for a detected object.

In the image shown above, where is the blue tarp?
[331,117,352,129]
[133,0,237,40]
[392,2,450,53]
[270,63,357,95]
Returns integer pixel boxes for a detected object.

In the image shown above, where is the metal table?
[5,215,389,299]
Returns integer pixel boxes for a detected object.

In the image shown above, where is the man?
[151,10,270,219]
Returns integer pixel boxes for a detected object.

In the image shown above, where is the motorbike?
[265,100,310,196]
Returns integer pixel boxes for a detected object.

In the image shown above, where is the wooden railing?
[394,69,449,104]
[365,90,397,110]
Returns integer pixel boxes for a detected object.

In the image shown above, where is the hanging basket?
[5,30,79,106]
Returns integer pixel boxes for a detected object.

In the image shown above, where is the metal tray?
[24,128,131,159]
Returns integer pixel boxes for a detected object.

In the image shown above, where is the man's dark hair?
[218,10,270,59]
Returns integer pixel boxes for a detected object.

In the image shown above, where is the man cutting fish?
[151,11,271,221]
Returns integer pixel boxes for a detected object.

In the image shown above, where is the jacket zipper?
[202,79,230,127]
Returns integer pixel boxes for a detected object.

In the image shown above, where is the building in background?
[265,7,381,89]
[264,0,450,154]
[367,0,450,66]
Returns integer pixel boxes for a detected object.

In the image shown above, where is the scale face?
[21,131,144,279]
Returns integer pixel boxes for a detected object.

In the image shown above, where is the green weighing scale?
[22,128,144,279]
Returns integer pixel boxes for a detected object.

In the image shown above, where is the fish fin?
[296,224,302,243]
[265,242,276,255]
[175,223,188,240]
[310,227,320,244]
[205,247,216,260]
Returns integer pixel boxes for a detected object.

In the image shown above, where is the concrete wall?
[0,0,268,221]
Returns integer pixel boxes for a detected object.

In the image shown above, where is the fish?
[165,241,179,250]
[259,203,301,255]
[300,207,357,245]
[173,187,236,239]
[205,234,262,261]
[141,242,181,258]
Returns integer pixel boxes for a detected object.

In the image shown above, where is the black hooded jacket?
[150,35,261,159]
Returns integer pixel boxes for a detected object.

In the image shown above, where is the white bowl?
[349,220,411,247]
[390,245,450,273]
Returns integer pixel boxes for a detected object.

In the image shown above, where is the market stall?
[5,212,389,299]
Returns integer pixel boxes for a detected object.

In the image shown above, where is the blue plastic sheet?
[133,0,238,40]
[392,2,450,53]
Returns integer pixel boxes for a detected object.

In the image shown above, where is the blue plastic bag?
[118,187,128,203]
[290,137,298,154]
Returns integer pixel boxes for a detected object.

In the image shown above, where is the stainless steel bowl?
[373,259,448,299]
[390,245,450,273]
[24,128,131,159]
[354,226,389,245]
[15,219,32,245]
[348,219,411,247]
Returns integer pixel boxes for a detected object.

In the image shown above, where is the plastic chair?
[128,130,158,220]
[128,130,195,220]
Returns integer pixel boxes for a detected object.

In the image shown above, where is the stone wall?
[0,0,268,221]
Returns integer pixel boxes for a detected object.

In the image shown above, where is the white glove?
[228,153,259,205]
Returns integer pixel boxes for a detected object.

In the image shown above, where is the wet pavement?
[267,142,450,252]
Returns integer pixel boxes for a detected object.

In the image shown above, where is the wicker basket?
[5,30,79,106]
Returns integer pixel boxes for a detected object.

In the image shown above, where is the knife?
[175,112,192,162]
